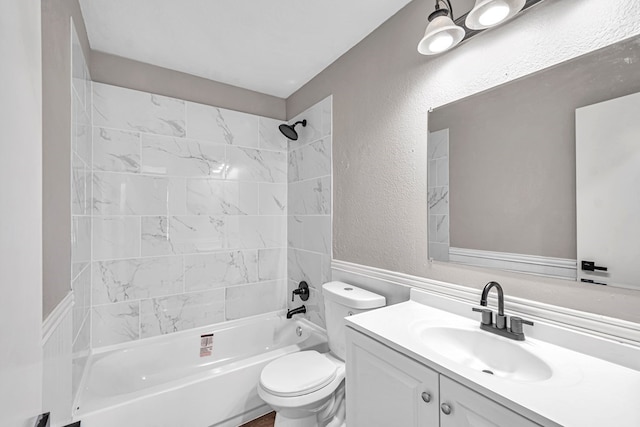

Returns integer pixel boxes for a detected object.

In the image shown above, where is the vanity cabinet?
[439,376,539,427]
[346,326,440,426]
[346,328,541,427]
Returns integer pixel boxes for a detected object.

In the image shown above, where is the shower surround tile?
[259,183,287,215]
[167,177,188,215]
[288,248,322,291]
[86,83,297,348]
[93,216,141,260]
[93,83,186,137]
[289,102,323,146]
[71,28,93,396]
[93,172,169,215]
[141,134,226,177]
[259,117,288,151]
[300,216,331,254]
[186,102,259,147]
[288,177,331,215]
[288,138,331,183]
[226,146,287,183]
[287,97,332,329]
[72,154,91,216]
[287,216,304,249]
[72,216,91,266]
[258,248,287,281]
[92,257,184,304]
[226,216,287,250]
[73,99,92,165]
[225,280,286,320]
[72,266,91,341]
[141,216,226,256]
[140,289,225,338]
[92,301,140,347]
[320,97,332,138]
[92,127,141,173]
[186,179,259,215]
[184,250,258,291]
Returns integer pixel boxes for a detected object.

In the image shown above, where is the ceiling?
[79,0,419,98]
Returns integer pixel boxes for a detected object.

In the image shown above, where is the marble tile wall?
[89,83,289,348]
[427,129,450,262]
[70,25,92,399]
[287,97,332,327]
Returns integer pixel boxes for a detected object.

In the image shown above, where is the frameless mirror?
[427,35,640,289]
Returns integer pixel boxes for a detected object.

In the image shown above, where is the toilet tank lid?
[322,281,386,309]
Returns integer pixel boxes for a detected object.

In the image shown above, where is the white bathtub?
[74,312,327,427]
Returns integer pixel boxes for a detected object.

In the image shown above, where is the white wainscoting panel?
[42,292,74,427]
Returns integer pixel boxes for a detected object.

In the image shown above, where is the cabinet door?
[346,328,439,427]
[439,377,540,427]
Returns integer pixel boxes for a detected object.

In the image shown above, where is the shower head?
[279,119,307,140]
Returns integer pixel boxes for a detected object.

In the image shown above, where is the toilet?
[257,281,386,427]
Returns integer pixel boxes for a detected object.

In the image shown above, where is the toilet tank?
[322,281,386,361]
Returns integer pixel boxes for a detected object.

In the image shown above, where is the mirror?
[427,35,640,289]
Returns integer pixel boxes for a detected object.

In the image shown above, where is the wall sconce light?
[417,0,465,55]
[418,0,543,56]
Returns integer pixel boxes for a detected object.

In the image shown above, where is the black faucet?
[480,281,506,329]
[472,281,534,341]
[286,305,306,319]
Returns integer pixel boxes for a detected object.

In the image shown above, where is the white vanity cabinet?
[346,328,541,427]
[439,376,539,427]
[346,326,440,426]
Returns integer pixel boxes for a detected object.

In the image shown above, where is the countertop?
[346,297,640,427]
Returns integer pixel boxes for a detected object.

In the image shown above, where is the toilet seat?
[260,351,338,397]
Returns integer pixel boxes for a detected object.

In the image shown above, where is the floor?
[240,412,275,427]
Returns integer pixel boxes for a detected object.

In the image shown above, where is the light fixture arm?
[433,0,455,19]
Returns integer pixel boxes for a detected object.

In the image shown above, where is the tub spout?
[286,305,306,319]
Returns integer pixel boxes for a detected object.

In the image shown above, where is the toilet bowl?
[257,282,386,427]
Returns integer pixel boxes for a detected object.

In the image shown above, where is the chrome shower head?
[279,119,307,140]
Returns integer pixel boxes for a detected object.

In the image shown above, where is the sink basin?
[416,326,553,382]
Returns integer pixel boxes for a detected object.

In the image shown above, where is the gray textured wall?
[286,0,640,322]
[42,0,91,319]
[430,37,640,259]
[90,52,286,120]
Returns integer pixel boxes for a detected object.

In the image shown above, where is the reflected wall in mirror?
[427,35,640,289]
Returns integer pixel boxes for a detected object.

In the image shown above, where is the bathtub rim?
[73,310,325,416]
[92,309,324,356]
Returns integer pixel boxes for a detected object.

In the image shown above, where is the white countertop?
[346,295,640,427]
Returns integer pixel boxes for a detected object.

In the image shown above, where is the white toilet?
[257,281,386,427]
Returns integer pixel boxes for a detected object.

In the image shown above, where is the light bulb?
[429,33,454,53]
[478,1,510,26]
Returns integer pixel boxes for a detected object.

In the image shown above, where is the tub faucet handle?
[292,281,310,302]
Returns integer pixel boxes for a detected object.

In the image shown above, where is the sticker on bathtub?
[200,333,214,357]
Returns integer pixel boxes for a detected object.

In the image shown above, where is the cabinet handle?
[421,392,431,403]
[441,403,452,415]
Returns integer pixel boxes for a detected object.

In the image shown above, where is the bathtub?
[74,312,328,427]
